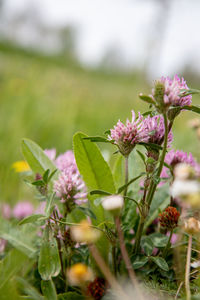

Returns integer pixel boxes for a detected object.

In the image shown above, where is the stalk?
[124,156,129,197]
[162,229,173,258]
[134,113,168,254]
[185,235,192,300]
[115,216,143,300]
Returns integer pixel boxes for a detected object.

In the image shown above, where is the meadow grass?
[0,43,199,204]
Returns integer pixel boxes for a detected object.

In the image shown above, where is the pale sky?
[1,0,200,77]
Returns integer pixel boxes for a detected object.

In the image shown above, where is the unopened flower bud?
[102,195,124,216]
[159,206,180,229]
[184,217,200,235]
[70,220,101,244]
[67,263,94,286]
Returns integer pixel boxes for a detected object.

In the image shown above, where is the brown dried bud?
[159,206,180,229]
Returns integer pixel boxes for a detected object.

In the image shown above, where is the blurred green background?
[0,42,199,206]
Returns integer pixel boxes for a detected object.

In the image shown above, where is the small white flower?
[102,195,124,215]
[170,179,200,198]
[174,163,194,180]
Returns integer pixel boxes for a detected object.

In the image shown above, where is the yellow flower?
[70,220,101,244]
[12,160,30,173]
[67,263,94,286]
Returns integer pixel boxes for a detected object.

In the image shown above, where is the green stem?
[163,229,173,258]
[124,156,129,197]
[147,112,168,207]
[112,245,117,276]
[134,113,168,254]
[185,235,192,300]
[134,216,145,255]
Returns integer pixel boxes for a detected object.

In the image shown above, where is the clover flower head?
[142,115,173,146]
[152,75,192,108]
[87,277,106,300]
[53,170,87,208]
[108,110,148,156]
[159,206,180,229]
[55,150,78,173]
[67,263,94,286]
[161,150,197,180]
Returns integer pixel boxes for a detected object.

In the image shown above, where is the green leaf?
[90,190,112,196]
[21,138,56,175]
[0,220,37,257]
[117,173,145,194]
[136,150,146,164]
[132,256,149,269]
[113,155,125,189]
[45,193,56,217]
[19,214,46,225]
[141,236,154,256]
[0,249,28,290]
[32,180,45,186]
[139,94,155,104]
[57,292,84,300]
[16,277,44,300]
[182,105,200,114]
[77,206,97,220]
[149,233,168,248]
[139,142,162,151]
[73,132,116,262]
[43,169,50,183]
[180,88,200,97]
[41,280,57,300]
[151,256,169,271]
[83,136,111,143]
[38,227,61,280]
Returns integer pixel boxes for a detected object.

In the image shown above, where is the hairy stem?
[115,216,143,299]
[124,156,129,197]
[134,113,169,254]
[163,229,173,258]
[185,235,192,300]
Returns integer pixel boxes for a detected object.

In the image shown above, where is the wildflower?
[13,201,34,219]
[108,110,149,156]
[53,170,87,211]
[161,150,198,180]
[55,150,77,173]
[67,263,94,286]
[142,115,173,146]
[152,75,192,110]
[70,220,101,244]
[159,206,180,229]
[87,277,106,300]
[12,160,30,173]
[102,195,124,216]
[184,217,200,235]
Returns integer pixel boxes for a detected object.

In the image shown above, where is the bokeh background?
[0,0,200,205]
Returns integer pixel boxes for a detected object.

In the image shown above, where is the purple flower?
[44,148,56,161]
[108,110,149,156]
[161,149,199,180]
[55,151,78,173]
[152,75,192,107]
[13,201,34,219]
[142,115,173,146]
[54,170,87,209]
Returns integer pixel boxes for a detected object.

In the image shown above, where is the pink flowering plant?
[1,75,200,300]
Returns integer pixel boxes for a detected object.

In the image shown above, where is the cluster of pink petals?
[108,110,149,155]
[142,115,173,146]
[161,149,198,179]
[44,148,87,205]
[54,171,87,205]
[152,75,192,107]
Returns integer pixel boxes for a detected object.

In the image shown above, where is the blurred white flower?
[102,195,124,215]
